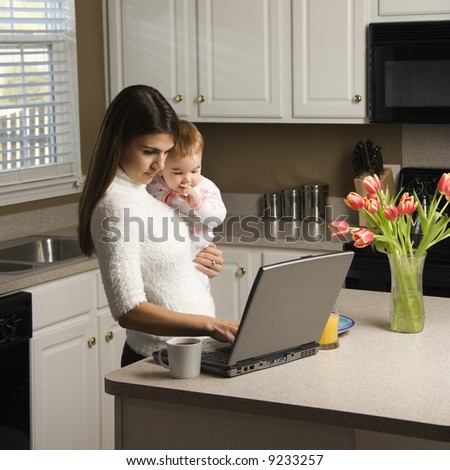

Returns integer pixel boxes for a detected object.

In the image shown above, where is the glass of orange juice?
[319,310,339,350]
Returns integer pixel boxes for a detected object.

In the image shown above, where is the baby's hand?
[179,185,200,207]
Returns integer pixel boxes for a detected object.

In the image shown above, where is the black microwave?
[369,21,450,123]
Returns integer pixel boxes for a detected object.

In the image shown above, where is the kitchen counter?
[0,219,345,295]
[105,289,450,450]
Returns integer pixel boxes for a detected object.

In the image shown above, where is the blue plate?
[338,315,355,334]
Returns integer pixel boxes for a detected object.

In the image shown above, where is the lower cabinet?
[27,270,125,450]
[212,245,329,321]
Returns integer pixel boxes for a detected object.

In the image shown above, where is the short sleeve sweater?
[90,168,215,356]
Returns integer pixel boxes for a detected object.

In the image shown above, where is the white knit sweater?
[91,169,215,356]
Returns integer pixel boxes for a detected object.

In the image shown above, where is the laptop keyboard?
[202,345,231,364]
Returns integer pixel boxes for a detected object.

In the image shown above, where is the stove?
[344,167,450,298]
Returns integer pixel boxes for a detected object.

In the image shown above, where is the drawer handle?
[352,94,362,103]
[87,337,96,349]
[104,331,114,343]
[238,267,246,277]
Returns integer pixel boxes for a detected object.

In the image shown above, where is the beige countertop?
[105,289,450,443]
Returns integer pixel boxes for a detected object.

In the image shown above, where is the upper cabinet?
[196,0,289,119]
[108,0,290,121]
[106,0,367,122]
[292,0,368,120]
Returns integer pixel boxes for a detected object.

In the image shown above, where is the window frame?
[0,0,82,206]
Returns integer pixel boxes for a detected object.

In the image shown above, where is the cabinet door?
[196,0,289,118]
[119,0,194,116]
[261,247,328,266]
[98,309,127,450]
[210,246,256,321]
[31,316,99,450]
[292,0,367,119]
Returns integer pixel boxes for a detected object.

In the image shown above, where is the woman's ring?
[210,260,216,270]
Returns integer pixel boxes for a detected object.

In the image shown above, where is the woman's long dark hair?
[78,85,179,256]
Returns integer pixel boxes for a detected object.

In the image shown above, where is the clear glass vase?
[388,252,426,333]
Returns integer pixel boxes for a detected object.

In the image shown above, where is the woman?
[79,85,239,366]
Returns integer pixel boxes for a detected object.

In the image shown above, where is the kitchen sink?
[0,235,84,273]
[0,260,38,273]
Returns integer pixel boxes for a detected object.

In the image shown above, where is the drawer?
[28,272,94,330]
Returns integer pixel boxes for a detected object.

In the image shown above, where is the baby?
[147,120,226,286]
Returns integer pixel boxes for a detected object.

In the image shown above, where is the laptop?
[200,251,354,377]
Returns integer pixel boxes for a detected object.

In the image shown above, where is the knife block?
[353,168,396,227]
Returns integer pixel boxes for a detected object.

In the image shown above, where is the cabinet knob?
[238,267,246,277]
[87,337,96,349]
[198,94,206,103]
[104,331,114,342]
[175,94,184,102]
[352,94,362,103]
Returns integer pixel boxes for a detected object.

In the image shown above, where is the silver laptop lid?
[228,251,354,366]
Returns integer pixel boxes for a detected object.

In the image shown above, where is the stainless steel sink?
[0,260,38,273]
[0,235,84,273]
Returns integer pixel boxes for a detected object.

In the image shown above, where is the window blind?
[0,0,81,204]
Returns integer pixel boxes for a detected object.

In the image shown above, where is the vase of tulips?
[330,172,450,333]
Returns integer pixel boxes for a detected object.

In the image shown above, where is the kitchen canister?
[300,183,328,220]
[263,193,282,219]
[282,188,300,220]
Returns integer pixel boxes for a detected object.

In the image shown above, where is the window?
[0,0,81,205]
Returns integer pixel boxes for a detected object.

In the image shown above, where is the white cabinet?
[292,0,368,120]
[31,315,99,449]
[210,245,257,321]
[95,272,127,450]
[28,270,124,450]
[118,0,194,118]
[106,0,370,122]
[97,309,127,449]
[196,0,289,119]
[109,0,289,120]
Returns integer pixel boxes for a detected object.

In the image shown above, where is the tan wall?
[197,123,402,197]
[0,2,403,216]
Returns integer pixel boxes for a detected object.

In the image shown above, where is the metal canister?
[263,193,282,219]
[282,189,300,220]
[300,183,328,220]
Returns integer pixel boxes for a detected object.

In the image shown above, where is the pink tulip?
[363,174,382,196]
[363,196,380,214]
[397,193,417,215]
[345,192,364,211]
[383,204,399,221]
[438,173,450,200]
[351,228,375,248]
[329,220,350,238]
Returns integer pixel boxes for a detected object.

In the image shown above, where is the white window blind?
[0,0,81,205]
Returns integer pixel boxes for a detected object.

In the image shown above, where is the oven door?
[0,292,32,450]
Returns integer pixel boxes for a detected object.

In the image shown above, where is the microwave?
[369,21,450,123]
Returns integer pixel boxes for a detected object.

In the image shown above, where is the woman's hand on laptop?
[208,318,240,343]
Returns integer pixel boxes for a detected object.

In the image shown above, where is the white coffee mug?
[158,337,202,379]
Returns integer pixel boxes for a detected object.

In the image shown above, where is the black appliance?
[344,168,450,298]
[0,291,32,450]
[369,21,450,123]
